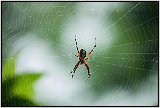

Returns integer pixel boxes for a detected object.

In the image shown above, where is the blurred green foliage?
[89,2,158,97]
[2,58,42,106]
[2,58,15,80]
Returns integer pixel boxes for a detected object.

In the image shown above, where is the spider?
[70,35,96,80]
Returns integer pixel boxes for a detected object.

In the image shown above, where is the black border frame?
[1,1,159,107]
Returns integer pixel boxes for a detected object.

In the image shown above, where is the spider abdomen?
[80,49,86,58]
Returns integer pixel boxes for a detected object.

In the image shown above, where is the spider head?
[80,49,86,58]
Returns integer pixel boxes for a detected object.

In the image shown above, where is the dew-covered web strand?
[98,2,141,36]
[2,43,72,105]
[2,3,70,105]
[83,2,158,95]
[82,3,143,80]
[59,3,157,86]
[2,3,77,105]
[2,2,158,105]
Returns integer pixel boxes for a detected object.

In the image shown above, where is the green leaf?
[2,58,15,81]
[2,72,42,106]
[2,57,42,106]
[12,73,41,100]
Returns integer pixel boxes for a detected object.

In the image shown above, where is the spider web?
[2,2,158,106]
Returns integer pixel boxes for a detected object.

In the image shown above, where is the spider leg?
[75,35,79,53]
[84,57,89,60]
[84,62,90,80]
[71,61,80,78]
[75,55,78,57]
[88,38,96,56]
